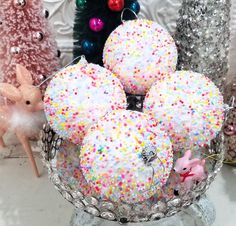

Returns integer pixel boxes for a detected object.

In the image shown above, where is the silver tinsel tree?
[175,0,231,89]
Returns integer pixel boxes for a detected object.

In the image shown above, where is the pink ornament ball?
[44,57,127,145]
[89,17,105,32]
[13,0,27,9]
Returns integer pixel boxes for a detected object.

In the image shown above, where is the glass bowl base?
[70,195,215,226]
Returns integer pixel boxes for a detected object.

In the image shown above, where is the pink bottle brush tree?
[0,0,60,92]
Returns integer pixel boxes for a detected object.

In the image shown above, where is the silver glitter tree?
[175,0,231,89]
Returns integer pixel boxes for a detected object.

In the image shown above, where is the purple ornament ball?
[89,18,104,32]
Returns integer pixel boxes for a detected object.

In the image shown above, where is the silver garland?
[175,0,231,89]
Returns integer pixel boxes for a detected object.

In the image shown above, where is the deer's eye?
[26,100,31,105]
[183,168,187,170]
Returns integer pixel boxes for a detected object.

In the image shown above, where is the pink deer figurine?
[0,64,45,177]
[174,150,207,190]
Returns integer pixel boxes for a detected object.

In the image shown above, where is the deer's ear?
[184,150,192,159]
[16,64,33,85]
[189,159,200,167]
[0,83,22,102]
[201,159,206,166]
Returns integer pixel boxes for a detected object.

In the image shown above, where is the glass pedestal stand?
[70,195,215,226]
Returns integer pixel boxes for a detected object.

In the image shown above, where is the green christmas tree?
[73,0,140,65]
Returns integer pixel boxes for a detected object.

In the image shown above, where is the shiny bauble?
[89,18,104,32]
[108,0,124,12]
[127,1,140,14]
[39,74,46,81]
[10,46,21,55]
[76,0,87,9]
[33,32,44,42]
[13,0,27,9]
[81,40,96,55]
